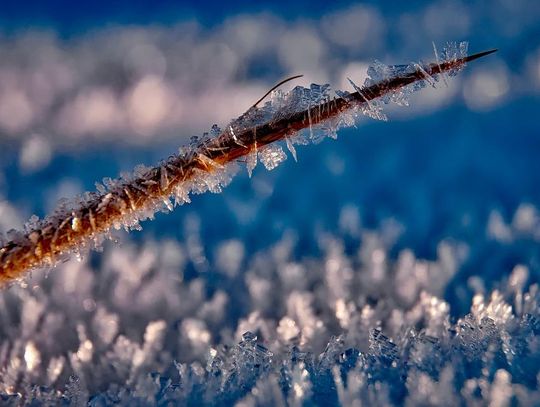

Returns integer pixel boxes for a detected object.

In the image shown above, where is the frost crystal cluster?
[0,208,539,406]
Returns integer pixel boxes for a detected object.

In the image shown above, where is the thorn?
[251,74,304,109]
[464,49,498,63]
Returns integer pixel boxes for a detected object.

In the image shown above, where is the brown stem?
[0,49,497,283]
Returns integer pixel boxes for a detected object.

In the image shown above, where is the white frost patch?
[258,144,287,171]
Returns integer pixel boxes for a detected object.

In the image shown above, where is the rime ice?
[0,41,480,280]
[259,144,287,170]
[1,210,538,405]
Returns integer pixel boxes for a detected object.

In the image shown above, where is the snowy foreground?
[0,205,539,406]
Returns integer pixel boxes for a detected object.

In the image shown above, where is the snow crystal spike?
[0,46,497,284]
[432,41,449,88]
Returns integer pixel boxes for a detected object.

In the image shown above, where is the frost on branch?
[0,41,491,284]
[259,144,287,170]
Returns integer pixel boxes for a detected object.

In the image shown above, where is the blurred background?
[0,1,539,320]
[0,0,540,403]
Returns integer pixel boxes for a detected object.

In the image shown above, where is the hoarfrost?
[258,144,287,171]
[1,222,539,405]
[0,42,476,282]
[246,148,258,177]
[347,77,388,121]
[285,137,297,161]
[442,41,469,75]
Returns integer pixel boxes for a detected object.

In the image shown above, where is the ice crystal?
[245,149,258,178]
[348,77,388,121]
[258,144,287,171]
[285,137,298,162]
[5,201,538,405]
[442,41,469,76]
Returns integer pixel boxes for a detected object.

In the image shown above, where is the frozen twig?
[0,43,496,284]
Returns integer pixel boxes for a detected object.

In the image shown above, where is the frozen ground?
[0,0,540,405]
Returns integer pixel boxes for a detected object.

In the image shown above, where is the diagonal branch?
[0,46,497,284]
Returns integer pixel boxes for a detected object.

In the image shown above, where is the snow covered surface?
[0,0,539,405]
[1,214,539,405]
